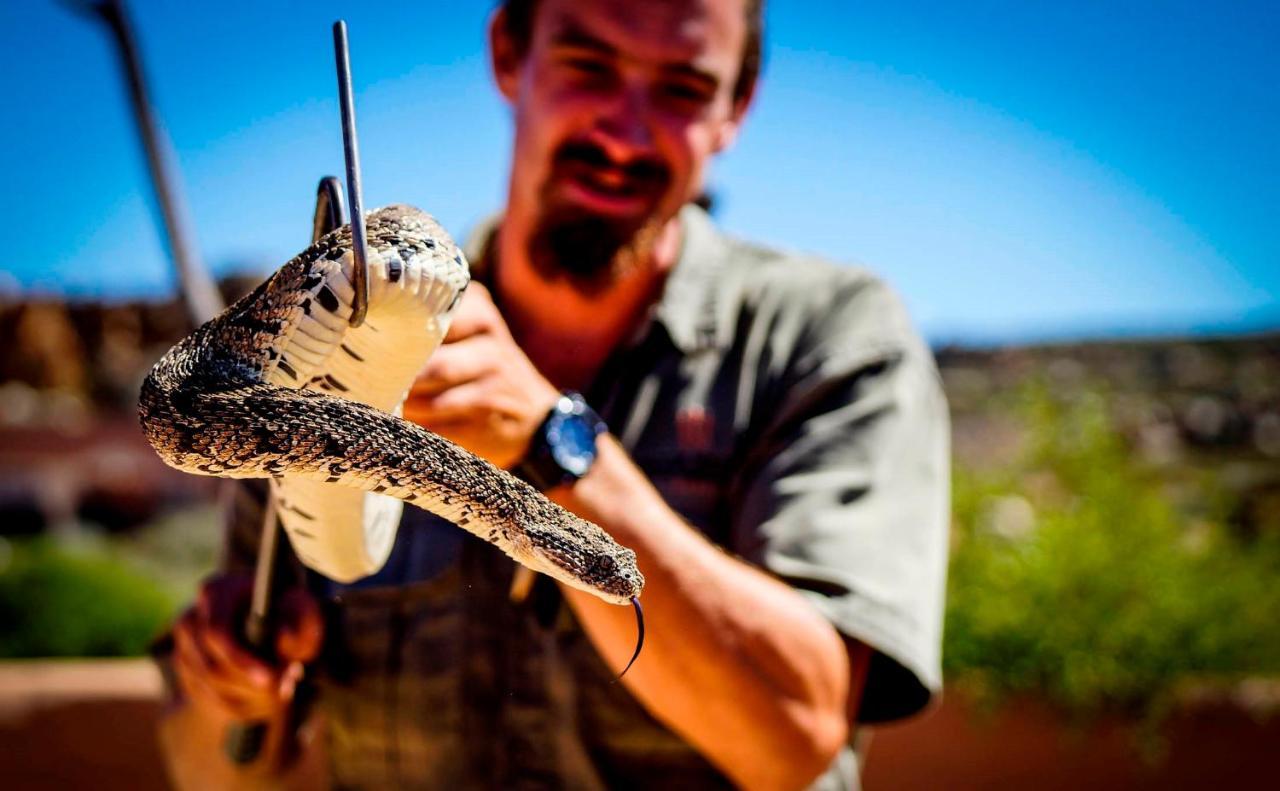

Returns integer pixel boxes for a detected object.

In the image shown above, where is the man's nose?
[589,83,657,164]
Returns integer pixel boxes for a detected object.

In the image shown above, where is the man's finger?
[442,282,500,342]
[175,626,271,719]
[182,597,263,679]
[442,311,490,343]
[414,336,495,397]
[180,608,274,696]
[183,670,275,722]
[184,656,273,716]
[406,380,491,423]
[200,627,274,691]
[173,614,216,680]
[175,647,241,716]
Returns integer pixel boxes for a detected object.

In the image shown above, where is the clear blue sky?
[1,0,1276,344]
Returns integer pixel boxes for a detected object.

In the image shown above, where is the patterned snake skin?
[138,205,643,606]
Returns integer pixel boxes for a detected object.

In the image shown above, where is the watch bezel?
[518,392,606,490]
[546,409,597,476]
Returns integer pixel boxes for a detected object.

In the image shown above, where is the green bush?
[945,382,1280,722]
[0,537,182,658]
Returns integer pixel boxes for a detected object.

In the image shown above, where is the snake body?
[139,205,643,606]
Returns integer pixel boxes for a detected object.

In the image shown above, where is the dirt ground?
[3,659,1278,789]
[0,660,168,790]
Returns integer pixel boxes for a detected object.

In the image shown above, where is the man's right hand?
[171,573,323,726]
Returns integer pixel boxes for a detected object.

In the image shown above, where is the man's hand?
[172,574,323,726]
[404,282,560,468]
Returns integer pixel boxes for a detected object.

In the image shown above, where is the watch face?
[547,412,598,477]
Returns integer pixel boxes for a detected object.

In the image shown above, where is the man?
[160,0,950,788]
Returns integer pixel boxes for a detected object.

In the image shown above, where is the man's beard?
[528,141,671,294]
[528,208,662,294]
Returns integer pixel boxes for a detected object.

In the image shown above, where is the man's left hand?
[404,282,560,469]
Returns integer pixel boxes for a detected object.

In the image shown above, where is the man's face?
[492,0,750,290]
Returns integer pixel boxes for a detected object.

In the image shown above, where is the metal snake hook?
[222,175,350,767]
[333,20,370,328]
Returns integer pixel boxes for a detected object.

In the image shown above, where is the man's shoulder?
[710,223,924,357]
[723,232,880,302]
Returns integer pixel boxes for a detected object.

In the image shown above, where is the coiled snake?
[138,205,644,611]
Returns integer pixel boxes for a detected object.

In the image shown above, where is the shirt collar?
[654,202,735,352]
[462,203,735,355]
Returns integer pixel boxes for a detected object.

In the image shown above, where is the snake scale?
[138,205,644,609]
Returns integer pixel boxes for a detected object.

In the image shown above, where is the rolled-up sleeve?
[730,275,950,723]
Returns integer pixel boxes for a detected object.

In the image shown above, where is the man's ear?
[488,8,522,103]
[712,80,758,153]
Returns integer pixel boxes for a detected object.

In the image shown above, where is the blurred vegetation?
[0,506,219,658]
[0,539,175,657]
[945,381,1280,723]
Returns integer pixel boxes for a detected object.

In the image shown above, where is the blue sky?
[0,0,1276,344]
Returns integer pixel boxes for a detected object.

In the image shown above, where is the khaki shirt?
[220,204,950,789]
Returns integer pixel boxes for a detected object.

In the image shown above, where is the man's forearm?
[552,436,856,790]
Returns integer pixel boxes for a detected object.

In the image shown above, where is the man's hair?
[496,0,765,105]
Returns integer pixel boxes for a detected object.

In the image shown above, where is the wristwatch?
[516,392,607,491]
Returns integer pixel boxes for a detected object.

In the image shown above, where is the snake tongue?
[616,596,645,680]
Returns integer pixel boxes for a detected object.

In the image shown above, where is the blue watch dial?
[546,411,598,476]
[517,392,606,490]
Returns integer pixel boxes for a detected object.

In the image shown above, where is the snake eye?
[590,554,617,579]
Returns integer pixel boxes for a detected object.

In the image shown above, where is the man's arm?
[552,437,870,790]
[408,284,871,789]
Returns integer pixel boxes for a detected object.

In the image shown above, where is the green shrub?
[0,537,181,658]
[945,382,1280,722]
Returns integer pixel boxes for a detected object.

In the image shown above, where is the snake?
[138,205,644,621]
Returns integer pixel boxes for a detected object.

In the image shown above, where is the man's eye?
[659,81,712,107]
[565,56,609,76]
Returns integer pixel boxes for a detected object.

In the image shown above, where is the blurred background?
[1,1,1277,788]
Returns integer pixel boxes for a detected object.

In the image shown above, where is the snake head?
[519,519,645,605]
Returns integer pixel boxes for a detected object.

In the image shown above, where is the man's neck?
[493,214,683,392]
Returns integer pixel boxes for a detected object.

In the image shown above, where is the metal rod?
[61,0,223,327]
[225,23,369,765]
[223,179,345,765]
[222,493,278,765]
[244,498,280,648]
[332,20,370,328]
